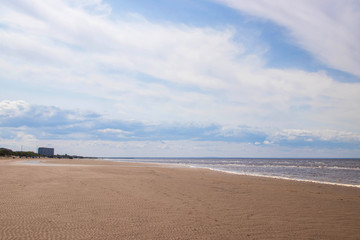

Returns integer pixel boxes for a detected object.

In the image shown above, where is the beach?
[0,158,359,239]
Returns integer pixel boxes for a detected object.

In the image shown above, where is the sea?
[104,157,360,188]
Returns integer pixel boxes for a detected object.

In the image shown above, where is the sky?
[0,0,360,157]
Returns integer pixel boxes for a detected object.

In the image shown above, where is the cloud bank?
[1,100,359,157]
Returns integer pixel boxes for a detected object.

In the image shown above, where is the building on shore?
[38,147,54,157]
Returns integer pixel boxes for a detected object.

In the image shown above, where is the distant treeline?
[0,148,88,159]
[0,148,39,157]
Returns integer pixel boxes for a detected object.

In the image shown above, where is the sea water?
[105,158,360,187]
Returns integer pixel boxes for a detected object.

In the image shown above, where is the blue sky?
[1,0,360,157]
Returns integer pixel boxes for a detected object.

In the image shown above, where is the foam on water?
[199,166,360,188]
[105,157,360,188]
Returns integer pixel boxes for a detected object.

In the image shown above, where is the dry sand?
[0,158,359,239]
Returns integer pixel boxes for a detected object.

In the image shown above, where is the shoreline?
[5,157,360,188]
[101,158,360,189]
[202,167,360,189]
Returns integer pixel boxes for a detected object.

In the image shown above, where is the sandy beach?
[0,158,359,239]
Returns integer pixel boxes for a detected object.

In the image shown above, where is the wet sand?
[0,158,359,239]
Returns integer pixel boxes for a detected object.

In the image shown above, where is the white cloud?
[0,100,29,117]
[272,129,360,143]
[98,128,131,138]
[0,0,359,146]
[213,0,360,77]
